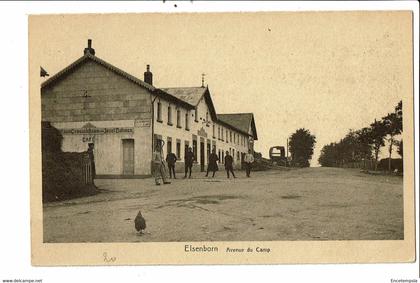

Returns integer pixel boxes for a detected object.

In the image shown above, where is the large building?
[41,40,258,177]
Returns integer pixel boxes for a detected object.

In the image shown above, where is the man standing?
[87,143,96,186]
[224,150,236,179]
[153,143,171,186]
[205,148,219,178]
[165,151,177,179]
[184,147,194,179]
[244,149,255,177]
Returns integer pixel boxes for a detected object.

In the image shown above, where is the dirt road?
[43,167,403,242]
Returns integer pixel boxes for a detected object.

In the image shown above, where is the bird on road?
[134,210,146,234]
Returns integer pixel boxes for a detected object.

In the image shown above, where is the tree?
[289,128,316,167]
[382,101,403,172]
[319,142,339,167]
[397,139,403,158]
[318,129,372,168]
[368,119,388,171]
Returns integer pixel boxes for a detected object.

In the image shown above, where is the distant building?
[41,40,258,177]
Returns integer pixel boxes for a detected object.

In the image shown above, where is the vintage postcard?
[29,11,415,265]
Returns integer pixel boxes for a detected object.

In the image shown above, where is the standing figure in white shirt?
[244,149,255,178]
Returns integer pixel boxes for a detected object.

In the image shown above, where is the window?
[229,131,232,143]
[167,138,172,154]
[218,126,220,139]
[195,107,198,122]
[185,111,190,130]
[154,134,163,150]
[156,101,162,122]
[221,127,224,140]
[218,149,221,163]
[177,109,181,128]
[226,129,228,143]
[176,140,181,159]
[237,151,240,161]
[167,106,172,125]
[221,151,224,163]
[212,125,215,138]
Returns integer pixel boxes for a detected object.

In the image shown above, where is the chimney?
[144,64,153,85]
[84,39,96,55]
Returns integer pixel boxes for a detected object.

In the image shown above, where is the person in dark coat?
[165,151,177,179]
[87,143,96,186]
[184,147,194,179]
[205,148,219,178]
[224,150,236,178]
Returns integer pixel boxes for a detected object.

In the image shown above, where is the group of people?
[86,142,255,187]
[153,144,255,186]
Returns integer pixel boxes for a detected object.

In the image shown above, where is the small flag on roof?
[40,66,49,77]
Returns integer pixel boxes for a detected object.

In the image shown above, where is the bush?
[377,158,403,173]
[42,122,98,202]
[42,121,63,153]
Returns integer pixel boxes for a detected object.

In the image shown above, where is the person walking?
[184,147,194,179]
[244,149,255,177]
[153,143,170,186]
[205,148,219,178]
[224,150,236,178]
[165,151,177,179]
[87,143,97,187]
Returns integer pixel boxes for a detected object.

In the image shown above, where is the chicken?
[134,210,146,234]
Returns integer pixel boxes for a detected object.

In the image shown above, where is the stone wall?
[41,59,153,175]
[41,60,151,122]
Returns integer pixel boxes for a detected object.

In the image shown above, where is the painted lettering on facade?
[135,119,151,128]
[60,127,134,135]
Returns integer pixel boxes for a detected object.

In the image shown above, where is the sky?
[30,11,412,164]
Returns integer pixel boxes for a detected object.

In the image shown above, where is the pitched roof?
[40,50,257,139]
[41,53,155,91]
[217,113,258,140]
[160,86,218,121]
[160,87,206,106]
[40,53,193,109]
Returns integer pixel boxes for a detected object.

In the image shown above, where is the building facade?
[41,40,258,177]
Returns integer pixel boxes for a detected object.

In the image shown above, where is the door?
[200,141,205,172]
[122,139,134,175]
[206,142,211,163]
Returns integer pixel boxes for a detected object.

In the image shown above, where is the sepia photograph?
[29,10,415,265]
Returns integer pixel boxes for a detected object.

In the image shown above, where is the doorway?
[200,141,205,172]
[122,139,134,175]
